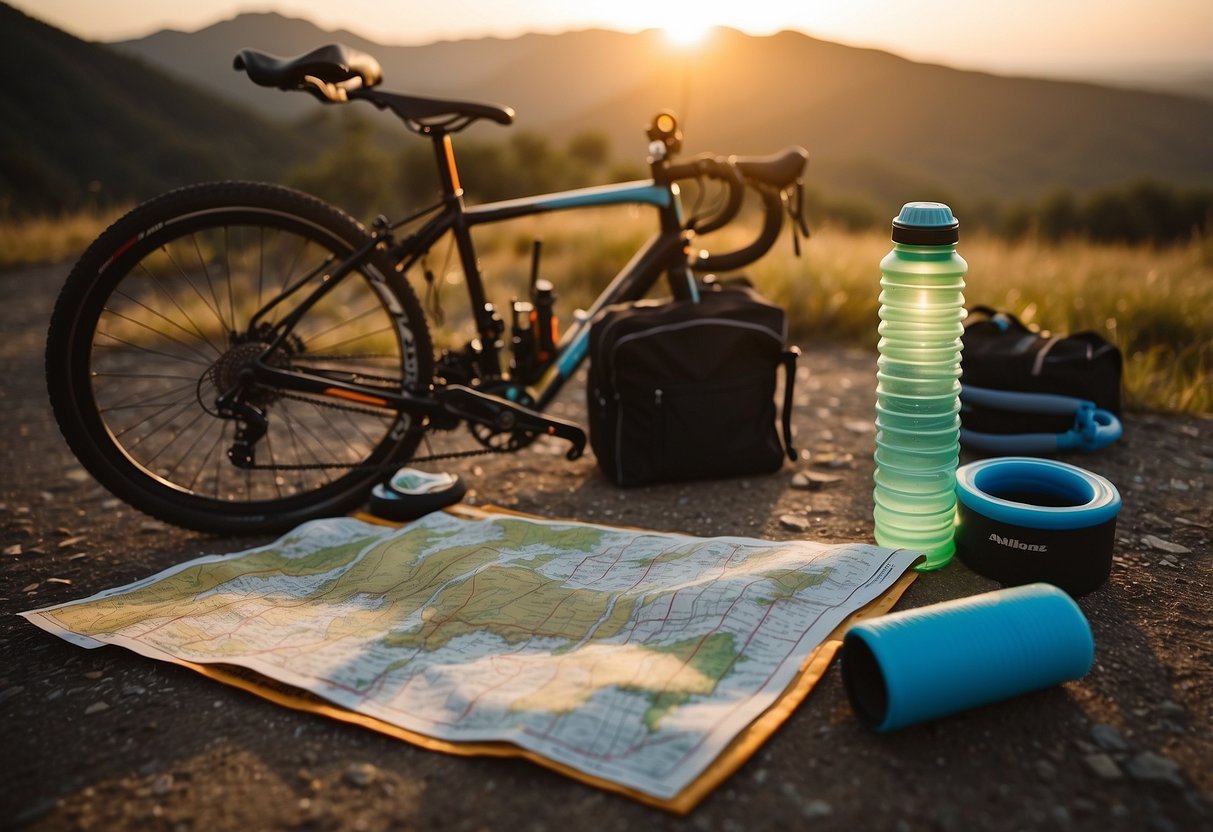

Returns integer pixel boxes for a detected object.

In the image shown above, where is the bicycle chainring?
[466,381,541,453]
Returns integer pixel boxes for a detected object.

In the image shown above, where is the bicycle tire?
[46,181,434,534]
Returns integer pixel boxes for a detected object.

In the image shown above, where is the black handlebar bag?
[588,284,798,487]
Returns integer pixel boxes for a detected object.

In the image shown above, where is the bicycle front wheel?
[47,181,433,534]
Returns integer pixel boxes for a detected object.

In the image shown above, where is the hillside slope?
[116,13,1213,204]
[0,4,313,213]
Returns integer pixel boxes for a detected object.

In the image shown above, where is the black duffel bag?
[960,306,1123,454]
[588,284,798,486]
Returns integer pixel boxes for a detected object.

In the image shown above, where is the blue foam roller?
[841,583,1094,732]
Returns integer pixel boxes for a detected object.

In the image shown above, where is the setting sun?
[663,20,713,47]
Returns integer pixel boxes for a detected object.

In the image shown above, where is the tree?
[286,112,394,220]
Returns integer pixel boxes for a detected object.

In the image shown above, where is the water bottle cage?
[959,386,1123,455]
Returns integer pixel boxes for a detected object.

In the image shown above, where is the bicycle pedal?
[437,385,586,460]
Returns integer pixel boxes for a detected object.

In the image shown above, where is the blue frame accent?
[465,181,671,225]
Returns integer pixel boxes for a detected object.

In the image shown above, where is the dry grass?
[11,205,1209,413]
[0,208,124,270]
[461,211,1212,414]
[757,225,1213,414]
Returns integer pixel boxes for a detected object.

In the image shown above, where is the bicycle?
[46,43,810,535]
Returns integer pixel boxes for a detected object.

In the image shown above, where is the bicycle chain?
[234,374,503,472]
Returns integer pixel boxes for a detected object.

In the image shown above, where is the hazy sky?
[12,0,1213,74]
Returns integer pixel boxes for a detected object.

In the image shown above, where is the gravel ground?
[2,261,1210,831]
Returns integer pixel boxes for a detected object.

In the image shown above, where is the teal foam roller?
[841,583,1093,732]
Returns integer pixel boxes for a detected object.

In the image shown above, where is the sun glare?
[663,21,713,47]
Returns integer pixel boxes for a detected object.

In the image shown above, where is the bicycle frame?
[248,128,701,420]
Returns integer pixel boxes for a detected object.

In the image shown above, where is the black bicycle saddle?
[234,44,383,93]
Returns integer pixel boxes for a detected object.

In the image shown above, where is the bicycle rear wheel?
[46,181,433,534]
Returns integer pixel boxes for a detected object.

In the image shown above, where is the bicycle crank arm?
[437,385,587,460]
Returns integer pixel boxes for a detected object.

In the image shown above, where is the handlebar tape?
[692,185,785,274]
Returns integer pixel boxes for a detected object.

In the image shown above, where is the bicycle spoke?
[257,226,265,309]
[159,244,230,336]
[111,287,224,359]
[97,380,199,414]
[99,305,218,366]
[121,395,214,465]
[189,230,229,335]
[143,262,227,355]
[263,429,283,502]
[167,415,226,486]
[224,225,237,335]
[93,330,213,368]
[298,303,389,349]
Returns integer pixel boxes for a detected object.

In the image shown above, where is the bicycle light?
[647,110,683,156]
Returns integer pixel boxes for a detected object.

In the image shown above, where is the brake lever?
[785,179,810,256]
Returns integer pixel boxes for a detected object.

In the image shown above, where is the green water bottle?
[873,202,967,569]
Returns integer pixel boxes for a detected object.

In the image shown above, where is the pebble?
[801,799,833,818]
[151,774,173,796]
[1125,751,1183,786]
[1091,723,1129,752]
[1156,700,1186,719]
[138,759,163,776]
[85,701,110,715]
[4,544,21,556]
[1071,798,1097,815]
[344,762,378,788]
[1082,753,1122,780]
[779,514,811,533]
[790,471,843,490]
[812,451,855,469]
[1033,759,1058,781]
[57,536,86,549]
[1141,535,1191,554]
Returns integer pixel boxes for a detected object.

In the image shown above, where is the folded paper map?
[23,508,918,812]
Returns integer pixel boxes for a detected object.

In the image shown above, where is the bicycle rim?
[60,191,425,529]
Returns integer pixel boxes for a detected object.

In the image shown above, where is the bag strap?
[959,385,1123,453]
[779,347,800,461]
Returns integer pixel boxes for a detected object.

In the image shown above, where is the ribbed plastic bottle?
[873,202,967,569]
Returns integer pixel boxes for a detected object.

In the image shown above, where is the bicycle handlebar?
[659,154,746,235]
[691,184,787,274]
[656,141,809,274]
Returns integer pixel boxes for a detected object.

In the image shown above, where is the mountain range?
[0,4,326,214]
[4,4,1212,216]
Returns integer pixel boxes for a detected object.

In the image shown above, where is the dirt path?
[2,262,1210,831]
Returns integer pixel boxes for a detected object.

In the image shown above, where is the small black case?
[587,284,797,487]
